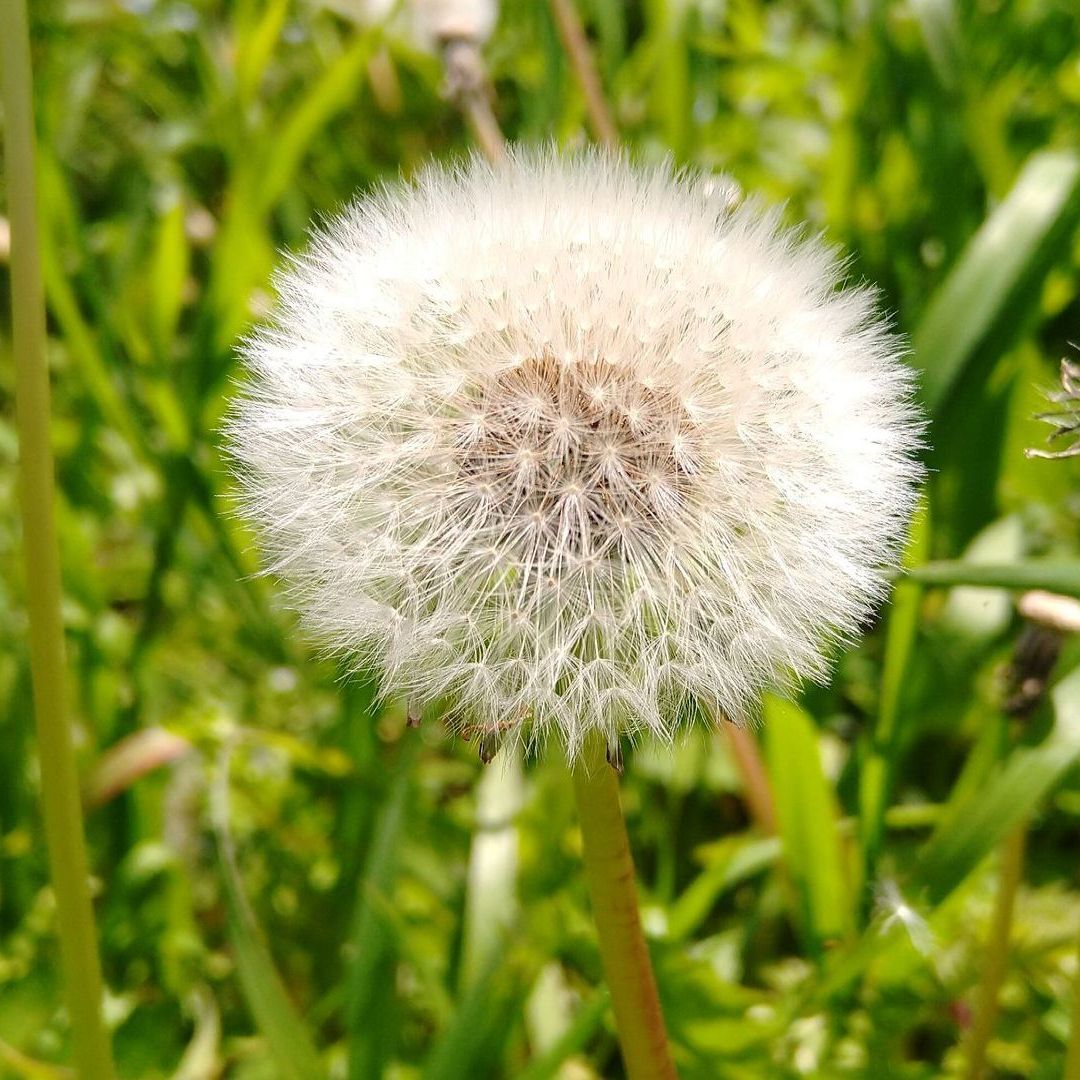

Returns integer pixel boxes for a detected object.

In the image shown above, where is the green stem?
[965,824,1026,1080]
[1065,922,1080,1080]
[0,6,116,1078]
[571,736,677,1080]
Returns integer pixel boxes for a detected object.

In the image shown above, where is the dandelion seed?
[874,879,933,956]
[226,149,923,758]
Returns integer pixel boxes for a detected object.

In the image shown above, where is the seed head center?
[450,355,701,558]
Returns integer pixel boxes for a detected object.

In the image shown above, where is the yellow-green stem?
[965,824,1026,1080]
[0,4,116,1077]
[1066,922,1080,1080]
[571,736,677,1080]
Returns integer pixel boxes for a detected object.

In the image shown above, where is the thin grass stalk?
[571,735,677,1080]
[964,824,1026,1080]
[1066,923,1080,1080]
[723,722,776,834]
[548,0,619,147]
[0,3,116,1076]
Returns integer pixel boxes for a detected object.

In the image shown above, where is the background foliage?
[3,0,1080,1076]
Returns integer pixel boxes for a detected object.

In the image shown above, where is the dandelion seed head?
[227,149,923,757]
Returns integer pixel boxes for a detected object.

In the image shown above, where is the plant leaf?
[213,752,324,1079]
[907,560,1080,597]
[421,934,523,1080]
[914,149,1080,416]
[666,835,780,943]
[346,735,420,1080]
[917,664,1080,904]
[764,696,852,950]
[517,989,609,1080]
[458,749,522,990]
[858,502,930,907]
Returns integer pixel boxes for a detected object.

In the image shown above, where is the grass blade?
[235,0,291,104]
[254,31,379,214]
[764,696,852,952]
[459,750,522,990]
[914,149,1080,416]
[858,503,929,911]
[517,988,610,1080]
[422,934,522,1080]
[148,196,190,360]
[917,664,1080,904]
[212,748,324,1079]
[346,733,420,1080]
[911,0,964,91]
[666,835,780,943]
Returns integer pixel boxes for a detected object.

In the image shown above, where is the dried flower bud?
[1027,357,1080,460]
[415,0,497,44]
[322,0,497,49]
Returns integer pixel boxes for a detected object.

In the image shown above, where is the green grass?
[2,0,1080,1076]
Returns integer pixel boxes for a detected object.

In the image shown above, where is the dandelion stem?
[0,2,116,1077]
[571,735,677,1080]
[441,38,507,165]
[548,0,619,148]
[964,823,1026,1080]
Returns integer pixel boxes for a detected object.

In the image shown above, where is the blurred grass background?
[3,0,1080,1076]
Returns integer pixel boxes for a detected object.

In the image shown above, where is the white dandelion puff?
[226,149,923,758]
[321,0,497,50]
